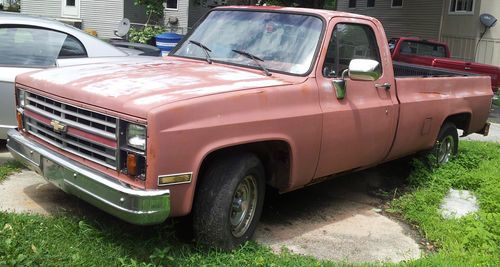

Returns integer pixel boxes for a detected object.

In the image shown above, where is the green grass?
[0,141,499,266]
[390,141,500,266]
[0,161,22,183]
[493,97,500,107]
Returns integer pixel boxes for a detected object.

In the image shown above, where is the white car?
[0,12,153,139]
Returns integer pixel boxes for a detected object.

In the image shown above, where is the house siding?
[80,0,123,39]
[440,0,500,65]
[21,0,61,18]
[337,0,444,40]
[164,0,189,34]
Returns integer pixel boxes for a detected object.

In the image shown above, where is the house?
[337,0,500,66]
[20,0,148,38]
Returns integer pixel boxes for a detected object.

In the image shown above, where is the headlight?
[17,89,26,107]
[126,124,146,150]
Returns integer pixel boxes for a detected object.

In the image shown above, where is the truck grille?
[23,92,118,169]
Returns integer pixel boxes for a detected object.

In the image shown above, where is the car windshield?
[172,10,324,75]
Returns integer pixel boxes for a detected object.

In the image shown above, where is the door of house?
[61,0,80,18]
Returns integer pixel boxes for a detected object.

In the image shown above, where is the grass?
[0,161,22,183]
[389,141,500,266]
[493,97,500,107]
[0,141,499,266]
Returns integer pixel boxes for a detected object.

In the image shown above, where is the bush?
[128,26,166,45]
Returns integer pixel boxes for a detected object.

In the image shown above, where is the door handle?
[375,82,391,90]
[464,67,471,70]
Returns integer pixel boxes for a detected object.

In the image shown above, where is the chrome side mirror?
[348,59,381,81]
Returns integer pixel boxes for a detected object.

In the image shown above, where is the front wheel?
[434,123,458,164]
[193,153,265,250]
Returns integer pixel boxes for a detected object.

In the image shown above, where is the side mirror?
[331,59,381,100]
[348,59,381,81]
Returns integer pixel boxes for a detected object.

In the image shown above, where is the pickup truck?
[389,37,500,92]
[7,6,493,250]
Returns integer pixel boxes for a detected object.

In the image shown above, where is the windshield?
[172,10,324,75]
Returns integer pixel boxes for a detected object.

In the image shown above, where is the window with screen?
[322,23,382,78]
[449,0,474,13]
[348,0,356,8]
[166,0,178,9]
[392,0,403,8]
[367,0,375,8]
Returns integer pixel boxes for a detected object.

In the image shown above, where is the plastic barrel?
[155,33,183,56]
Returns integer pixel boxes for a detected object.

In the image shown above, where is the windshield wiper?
[232,49,271,76]
[189,40,212,64]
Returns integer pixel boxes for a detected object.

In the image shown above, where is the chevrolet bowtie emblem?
[50,120,67,133]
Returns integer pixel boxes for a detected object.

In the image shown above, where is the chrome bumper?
[6,129,170,225]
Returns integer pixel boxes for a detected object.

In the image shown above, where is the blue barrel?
[155,33,183,56]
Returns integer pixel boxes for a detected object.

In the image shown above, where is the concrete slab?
[253,171,421,264]
[440,189,479,219]
[461,122,500,143]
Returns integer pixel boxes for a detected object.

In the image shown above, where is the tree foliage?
[134,0,164,25]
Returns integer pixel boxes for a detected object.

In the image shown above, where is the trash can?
[155,33,183,56]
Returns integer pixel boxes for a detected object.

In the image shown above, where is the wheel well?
[444,113,471,134]
[197,141,291,190]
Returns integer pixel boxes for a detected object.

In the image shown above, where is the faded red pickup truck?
[8,7,493,250]
[389,37,500,92]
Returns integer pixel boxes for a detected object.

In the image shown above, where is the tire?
[433,122,458,165]
[193,153,265,250]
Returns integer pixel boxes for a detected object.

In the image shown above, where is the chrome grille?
[23,92,118,169]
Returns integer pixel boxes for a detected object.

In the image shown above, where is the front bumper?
[6,129,170,225]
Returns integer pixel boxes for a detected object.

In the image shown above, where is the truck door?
[314,18,399,178]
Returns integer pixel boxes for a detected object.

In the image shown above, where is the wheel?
[193,153,265,250]
[434,123,458,164]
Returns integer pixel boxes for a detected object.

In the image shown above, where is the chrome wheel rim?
[230,175,258,238]
[437,135,454,164]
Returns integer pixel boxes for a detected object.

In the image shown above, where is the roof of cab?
[214,5,381,23]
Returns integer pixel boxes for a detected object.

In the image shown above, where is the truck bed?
[394,61,475,78]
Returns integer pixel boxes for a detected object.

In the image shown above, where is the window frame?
[321,22,383,79]
[391,0,403,8]
[448,0,475,15]
[165,0,178,10]
[367,0,375,8]
[348,0,356,9]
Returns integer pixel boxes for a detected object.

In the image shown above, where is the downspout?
[438,0,446,41]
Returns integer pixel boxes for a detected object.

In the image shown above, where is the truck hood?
[16,57,296,118]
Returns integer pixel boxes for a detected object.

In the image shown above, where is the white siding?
[80,0,123,39]
[21,0,61,18]
[337,0,444,40]
[164,0,189,34]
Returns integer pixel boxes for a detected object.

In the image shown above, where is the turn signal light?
[16,111,23,130]
[127,153,137,176]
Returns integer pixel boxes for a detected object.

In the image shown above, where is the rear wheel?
[193,153,265,250]
[434,123,458,164]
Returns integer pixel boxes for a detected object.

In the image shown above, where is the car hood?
[16,57,297,118]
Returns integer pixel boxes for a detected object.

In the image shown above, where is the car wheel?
[434,122,458,164]
[193,153,265,250]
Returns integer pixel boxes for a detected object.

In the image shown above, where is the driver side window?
[323,23,382,78]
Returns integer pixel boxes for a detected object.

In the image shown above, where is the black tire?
[193,153,265,250]
[433,122,458,165]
